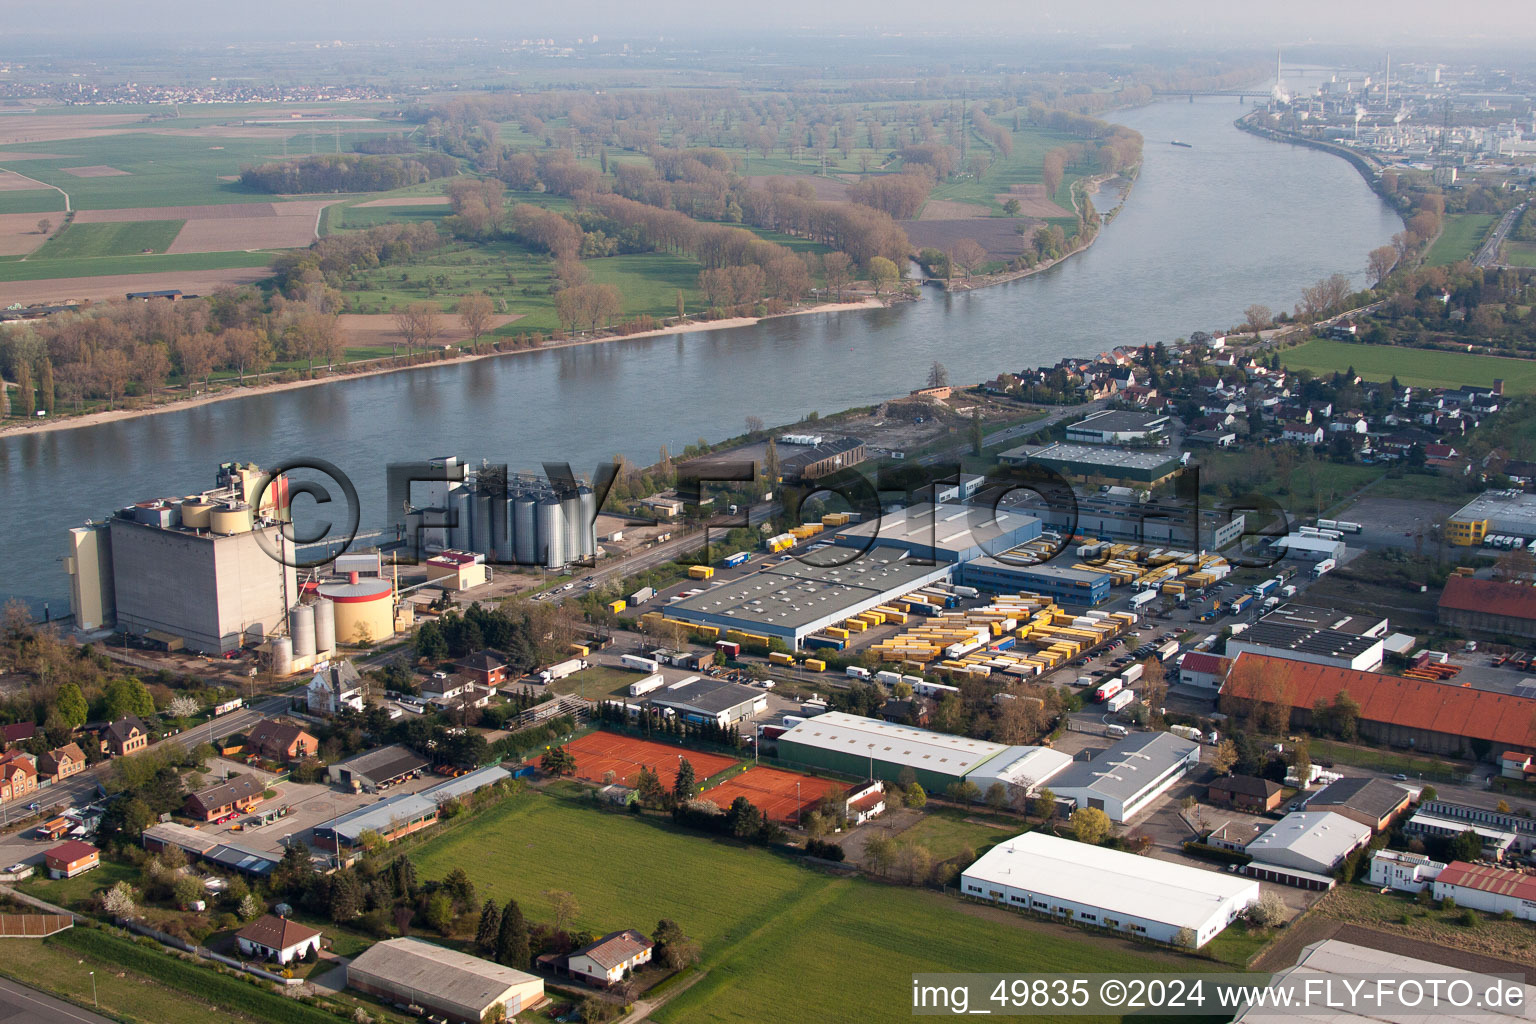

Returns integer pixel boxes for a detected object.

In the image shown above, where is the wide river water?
[1,94,1401,614]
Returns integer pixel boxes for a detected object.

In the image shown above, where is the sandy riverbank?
[0,297,885,439]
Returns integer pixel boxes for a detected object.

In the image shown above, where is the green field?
[1504,239,1536,268]
[413,791,1192,1024]
[1425,213,1494,267]
[0,189,67,214]
[34,219,185,259]
[0,248,273,282]
[925,125,1091,215]
[890,806,1018,862]
[1282,338,1536,394]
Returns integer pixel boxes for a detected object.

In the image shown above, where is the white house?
[1369,850,1445,893]
[565,929,654,988]
[307,661,364,716]
[235,914,323,964]
[961,832,1259,948]
[1281,422,1324,444]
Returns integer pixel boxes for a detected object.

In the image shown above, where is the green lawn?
[1504,240,1536,268]
[1281,339,1536,394]
[1425,213,1495,267]
[18,857,138,910]
[548,664,650,699]
[891,806,1018,862]
[1308,739,1467,782]
[925,124,1091,215]
[34,219,185,259]
[0,189,66,214]
[413,790,1198,1024]
[0,249,273,282]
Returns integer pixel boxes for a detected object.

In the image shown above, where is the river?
[0,94,1402,615]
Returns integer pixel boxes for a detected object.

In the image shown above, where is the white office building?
[1368,850,1445,893]
[961,832,1260,948]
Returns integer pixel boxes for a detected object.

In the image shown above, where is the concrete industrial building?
[1065,409,1171,445]
[645,677,766,727]
[1445,490,1536,547]
[961,832,1260,948]
[1369,850,1445,893]
[1220,653,1536,758]
[1225,621,1386,672]
[956,558,1112,607]
[1303,776,1412,831]
[1000,490,1247,551]
[1403,809,1518,860]
[666,553,952,650]
[963,744,1073,799]
[1270,533,1347,562]
[1243,811,1372,888]
[831,505,1043,563]
[1437,577,1536,641]
[347,937,544,1022]
[1047,731,1201,822]
[998,442,1182,487]
[776,436,867,482]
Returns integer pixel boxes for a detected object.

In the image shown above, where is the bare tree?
[457,293,495,352]
[36,218,51,236]
[927,361,949,389]
[745,415,765,435]
[822,251,852,301]
[1243,304,1272,339]
[949,239,988,277]
[393,302,442,362]
[1366,245,1397,287]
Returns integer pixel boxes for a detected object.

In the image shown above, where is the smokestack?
[349,571,360,585]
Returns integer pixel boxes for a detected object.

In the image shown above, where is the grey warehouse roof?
[1050,731,1199,802]
[832,504,1041,562]
[647,677,761,716]
[347,937,540,1016]
[669,554,948,631]
[331,744,430,783]
[779,711,1011,774]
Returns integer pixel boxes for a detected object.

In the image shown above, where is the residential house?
[1207,775,1284,813]
[563,930,654,988]
[307,661,364,716]
[185,774,266,822]
[245,720,319,763]
[0,751,39,803]
[421,672,470,703]
[104,715,149,757]
[235,914,323,964]
[44,840,99,879]
[0,722,36,747]
[38,743,87,782]
[453,650,508,690]
[1281,422,1324,445]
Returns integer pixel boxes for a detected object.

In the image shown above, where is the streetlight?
[796,781,801,828]
[89,970,97,1007]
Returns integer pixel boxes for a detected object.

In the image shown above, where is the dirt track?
[337,313,523,348]
[353,196,450,208]
[60,165,130,178]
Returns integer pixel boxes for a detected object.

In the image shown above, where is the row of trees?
[239,152,459,194]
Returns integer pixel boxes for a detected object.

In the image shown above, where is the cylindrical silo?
[313,598,336,653]
[493,497,513,563]
[537,494,566,569]
[471,489,493,556]
[450,488,472,551]
[560,489,581,564]
[513,491,537,566]
[271,636,293,677]
[290,603,316,659]
[179,496,214,530]
[210,502,253,535]
[318,577,395,646]
[577,485,596,560]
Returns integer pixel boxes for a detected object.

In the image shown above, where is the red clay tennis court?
[560,731,739,790]
[702,766,848,825]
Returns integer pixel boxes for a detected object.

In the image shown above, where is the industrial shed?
[1437,576,1536,641]
[956,559,1112,607]
[831,505,1042,563]
[1048,731,1201,822]
[961,832,1259,948]
[326,744,429,792]
[644,677,765,727]
[1243,811,1371,885]
[1303,776,1411,831]
[776,711,1014,794]
[347,937,544,1022]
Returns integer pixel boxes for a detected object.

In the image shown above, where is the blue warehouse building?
[957,558,1113,608]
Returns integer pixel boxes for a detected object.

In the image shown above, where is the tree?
[328,870,365,922]
[1448,829,1482,863]
[1247,891,1287,928]
[476,898,502,952]
[1366,245,1397,287]
[102,881,137,918]
[653,918,701,970]
[36,218,51,236]
[542,889,579,933]
[443,866,476,912]
[984,782,1009,812]
[868,256,899,298]
[540,745,576,776]
[673,757,697,803]
[949,239,988,277]
[1070,806,1111,846]
[1330,691,1361,741]
[1173,927,1197,949]
[970,408,984,456]
[423,893,454,934]
[1243,304,1272,339]
[220,328,268,385]
[1210,739,1238,776]
[822,251,853,301]
[12,360,32,418]
[905,782,927,809]
[1030,787,1057,821]
[55,682,88,729]
[103,676,155,720]
[166,694,199,719]
[93,348,131,410]
[745,415,765,436]
[927,361,949,389]
[237,892,263,922]
[636,766,666,808]
[457,293,496,352]
[495,898,530,968]
[175,332,218,390]
[945,780,981,804]
[393,302,442,362]
[1003,198,1022,216]
[37,356,54,415]
[286,312,342,375]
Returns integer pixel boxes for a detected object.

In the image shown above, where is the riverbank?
[0,297,884,439]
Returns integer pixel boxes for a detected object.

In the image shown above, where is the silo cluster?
[444,473,596,570]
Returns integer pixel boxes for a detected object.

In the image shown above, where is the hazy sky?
[8,0,1535,46]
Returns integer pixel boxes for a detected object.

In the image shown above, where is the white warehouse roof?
[966,745,1074,794]
[1245,811,1371,875]
[778,711,1010,776]
[963,832,1259,932]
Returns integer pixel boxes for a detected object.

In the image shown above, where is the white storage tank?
[271,636,294,677]
[513,491,537,566]
[472,490,493,556]
[537,495,566,569]
[578,485,596,560]
[561,489,582,564]
[313,598,336,653]
[290,603,316,659]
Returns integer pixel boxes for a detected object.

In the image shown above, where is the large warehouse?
[956,558,1112,607]
[1444,489,1536,547]
[998,442,1182,487]
[1048,731,1201,822]
[1225,621,1385,672]
[1065,409,1170,445]
[776,711,1050,794]
[665,553,951,649]
[961,832,1260,948]
[1243,811,1372,888]
[1437,577,1536,641]
[831,505,1042,563]
[347,937,544,1022]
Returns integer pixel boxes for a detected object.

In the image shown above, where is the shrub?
[1460,909,1479,928]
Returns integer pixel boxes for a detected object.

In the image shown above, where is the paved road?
[1475,201,1527,269]
[0,975,113,1024]
[916,400,1107,468]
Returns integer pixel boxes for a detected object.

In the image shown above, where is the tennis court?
[703,766,848,825]
[561,730,739,790]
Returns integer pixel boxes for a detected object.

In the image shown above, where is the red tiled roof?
[573,929,653,971]
[1179,652,1231,677]
[44,840,98,863]
[1438,577,1536,623]
[1224,653,1536,750]
[1502,751,1531,764]
[235,914,322,950]
[1436,861,1536,903]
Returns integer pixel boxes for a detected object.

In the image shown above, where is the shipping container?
[689,564,716,580]
[621,654,660,673]
[805,635,846,651]
[715,640,742,659]
[629,586,656,606]
[628,673,665,697]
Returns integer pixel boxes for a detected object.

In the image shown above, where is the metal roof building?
[1245,811,1372,878]
[1065,409,1171,444]
[831,505,1042,563]
[1226,622,1385,672]
[645,677,766,727]
[956,558,1113,608]
[776,711,1015,793]
[142,822,278,876]
[998,442,1182,485]
[347,937,544,1023]
[314,765,509,848]
[961,832,1260,948]
[964,745,1074,798]
[665,552,952,649]
[326,744,430,792]
[1048,731,1201,822]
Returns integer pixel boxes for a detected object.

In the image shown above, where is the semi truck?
[628,673,665,697]
[1169,725,1202,742]
[846,666,871,679]
[723,552,751,568]
[1105,689,1135,713]
[621,654,660,673]
[1228,594,1254,616]
[1129,590,1158,611]
[538,658,586,683]
[1157,640,1180,661]
[1311,558,1336,578]
[1121,663,1145,685]
[1251,578,1280,598]
[1093,678,1125,703]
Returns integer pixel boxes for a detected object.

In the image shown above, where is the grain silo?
[179,496,215,530]
[577,485,596,560]
[449,487,473,551]
[537,494,565,569]
[471,489,493,556]
[560,488,581,565]
[493,497,514,563]
[513,490,537,565]
[271,636,294,677]
[290,603,316,659]
[318,575,395,646]
[210,502,253,535]
[313,598,336,653]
